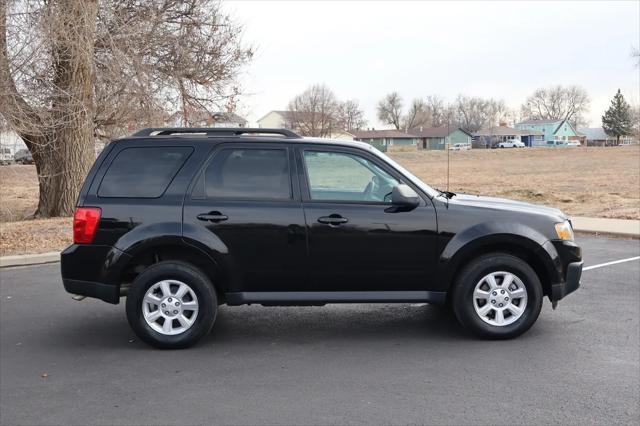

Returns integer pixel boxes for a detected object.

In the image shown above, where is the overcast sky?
[228,0,640,128]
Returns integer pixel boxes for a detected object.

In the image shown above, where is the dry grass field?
[0,146,638,255]
[391,145,640,220]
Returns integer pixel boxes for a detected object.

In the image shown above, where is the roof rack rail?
[131,127,302,138]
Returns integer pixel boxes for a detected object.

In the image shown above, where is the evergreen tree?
[602,89,633,145]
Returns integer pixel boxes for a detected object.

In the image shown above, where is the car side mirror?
[388,184,420,212]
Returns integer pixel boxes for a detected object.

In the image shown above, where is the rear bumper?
[63,278,120,304]
[550,260,583,302]
[60,244,129,304]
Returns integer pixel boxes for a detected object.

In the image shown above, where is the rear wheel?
[126,261,217,349]
[452,253,543,339]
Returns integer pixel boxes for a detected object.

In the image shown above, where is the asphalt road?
[1,236,639,425]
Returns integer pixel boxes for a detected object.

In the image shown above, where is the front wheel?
[126,261,217,349]
[451,253,543,339]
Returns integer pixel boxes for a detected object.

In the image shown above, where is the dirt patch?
[0,217,71,256]
[0,164,39,222]
[390,146,640,219]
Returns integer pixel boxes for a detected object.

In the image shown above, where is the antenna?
[446,118,450,194]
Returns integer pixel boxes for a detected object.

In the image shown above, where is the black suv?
[61,128,582,348]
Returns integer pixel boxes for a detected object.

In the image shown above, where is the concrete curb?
[1,217,638,268]
[571,217,640,238]
[0,251,60,268]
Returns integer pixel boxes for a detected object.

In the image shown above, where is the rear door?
[296,144,439,292]
[183,143,307,293]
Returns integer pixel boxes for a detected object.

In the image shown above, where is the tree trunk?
[0,0,98,217]
[40,0,98,217]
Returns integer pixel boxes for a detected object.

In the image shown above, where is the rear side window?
[202,148,291,200]
[98,147,192,198]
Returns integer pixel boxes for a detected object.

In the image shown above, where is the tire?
[126,261,217,349]
[451,253,543,339]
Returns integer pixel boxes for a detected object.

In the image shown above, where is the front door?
[297,146,439,292]
[183,144,307,293]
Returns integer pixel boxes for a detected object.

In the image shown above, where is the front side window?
[303,150,399,202]
[203,148,291,200]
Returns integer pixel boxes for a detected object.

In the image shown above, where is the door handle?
[197,212,228,222]
[317,215,348,225]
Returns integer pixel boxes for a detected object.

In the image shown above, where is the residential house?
[577,127,636,146]
[329,130,355,141]
[410,126,472,150]
[474,123,544,147]
[169,110,247,128]
[515,119,579,144]
[350,129,419,152]
[257,110,295,129]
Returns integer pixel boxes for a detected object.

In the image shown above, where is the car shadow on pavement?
[198,303,469,347]
[45,303,470,350]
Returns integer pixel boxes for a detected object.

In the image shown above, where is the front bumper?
[550,260,583,301]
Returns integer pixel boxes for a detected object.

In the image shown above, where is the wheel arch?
[117,238,226,301]
[439,226,560,300]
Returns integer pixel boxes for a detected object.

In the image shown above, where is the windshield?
[369,147,439,198]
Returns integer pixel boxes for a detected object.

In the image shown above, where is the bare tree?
[454,95,507,132]
[0,0,253,217]
[377,92,403,129]
[631,104,640,141]
[520,85,590,128]
[288,84,340,137]
[402,99,431,130]
[1,0,98,217]
[425,95,446,127]
[336,99,366,132]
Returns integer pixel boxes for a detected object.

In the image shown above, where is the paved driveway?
[1,236,638,425]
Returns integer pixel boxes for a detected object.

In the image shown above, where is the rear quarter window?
[98,147,193,198]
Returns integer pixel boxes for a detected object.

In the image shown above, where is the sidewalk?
[571,216,640,238]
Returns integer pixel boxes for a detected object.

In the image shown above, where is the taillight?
[73,207,101,244]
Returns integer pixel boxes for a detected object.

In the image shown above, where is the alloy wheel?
[142,280,199,335]
[472,271,528,326]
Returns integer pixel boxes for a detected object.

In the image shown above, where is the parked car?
[546,140,567,148]
[497,139,525,148]
[566,141,581,147]
[61,127,582,348]
[449,142,471,151]
[14,149,33,164]
[0,147,14,165]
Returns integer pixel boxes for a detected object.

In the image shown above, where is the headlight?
[555,220,574,241]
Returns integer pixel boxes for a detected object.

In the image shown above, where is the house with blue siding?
[410,126,472,150]
[515,119,579,145]
[351,129,419,152]
[474,124,544,147]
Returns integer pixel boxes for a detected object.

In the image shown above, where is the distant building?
[169,111,247,128]
[515,119,579,143]
[410,126,472,150]
[257,110,295,129]
[0,130,27,154]
[329,130,355,141]
[474,123,544,147]
[577,127,636,146]
[350,129,419,152]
